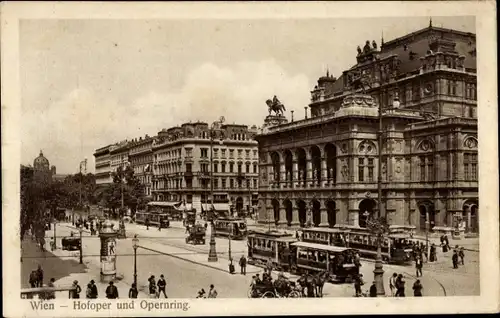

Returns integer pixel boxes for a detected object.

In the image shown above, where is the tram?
[135,211,170,228]
[301,226,414,265]
[213,217,247,240]
[247,230,297,271]
[290,241,359,282]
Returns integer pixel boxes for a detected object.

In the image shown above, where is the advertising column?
[99,220,117,283]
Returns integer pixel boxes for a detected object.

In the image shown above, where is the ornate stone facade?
[256,25,478,235]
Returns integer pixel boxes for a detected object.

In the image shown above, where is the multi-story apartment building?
[256,24,478,235]
[151,122,259,216]
[128,135,154,198]
[109,140,130,174]
[93,145,112,185]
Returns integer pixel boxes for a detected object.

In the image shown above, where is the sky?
[20,16,475,174]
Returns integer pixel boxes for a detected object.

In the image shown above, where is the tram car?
[61,234,81,251]
[303,226,414,265]
[247,230,297,271]
[289,242,360,283]
[213,217,247,240]
[135,211,170,228]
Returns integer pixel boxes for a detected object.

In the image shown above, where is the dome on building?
[34,150,50,171]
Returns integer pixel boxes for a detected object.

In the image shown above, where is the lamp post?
[79,225,83,264]
[132,235,139,287]
[208,116,225,262]
[79,159,87,224]
[373,87,386,296]
[53,216,57,250]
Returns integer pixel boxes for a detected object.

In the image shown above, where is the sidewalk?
[39,228,149,299]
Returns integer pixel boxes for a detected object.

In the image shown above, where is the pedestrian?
[412,279,423,297]
[106,281,119,299]
[36,265,44,287]
[196,289,206,298]
[354,274,364,297]
[415,255,423,277]
[395,274,405,297]
[46,278,56,300]
[389,273,397,296]
[29,270,38,288]
[266,257,273,275]
[429,244,436,262]
[369,281,377,297]
[146,217,150,230]
[459,247,465,265]
[129,283,138,298]
[86,283,93,298]
[158,219,162,232]
[69,280,82,299]
[452,250,459,269]
[354,251,361,268]
[89,280,98,298]
[239,255,247,275]
[255,273,262,284]
[148,275,157,297]
[444,235,450,250]
[208,284,218,298]
[157,274,168,298]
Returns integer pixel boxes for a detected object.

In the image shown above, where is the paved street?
[20,219,478,299]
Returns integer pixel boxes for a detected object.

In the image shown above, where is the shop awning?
[175,203,193,211]
[201,203,230,212]
[147,201,182,207]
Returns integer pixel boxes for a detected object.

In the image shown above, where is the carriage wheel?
[289,291,301,298]
[262,291,275,298]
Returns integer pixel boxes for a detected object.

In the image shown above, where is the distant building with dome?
[32,150,67,183]
[33,150,52,184]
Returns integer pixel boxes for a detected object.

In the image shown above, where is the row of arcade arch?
[270,143,338,184]
[269,198,377,228]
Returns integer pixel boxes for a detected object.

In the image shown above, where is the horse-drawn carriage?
[185,224,206,245]
[248,276,301,298]
[61,234,81,251]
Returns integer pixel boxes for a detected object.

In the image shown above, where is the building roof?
[33,150,49,170]
[291,241,351,253]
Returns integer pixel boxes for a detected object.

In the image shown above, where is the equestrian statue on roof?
[266,95,286,116]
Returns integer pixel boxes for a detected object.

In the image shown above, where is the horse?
[313,271,330,298]
[266,98,286,116]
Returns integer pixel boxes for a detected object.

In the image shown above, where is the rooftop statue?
[363,40,371,54]
[266,95,286,116]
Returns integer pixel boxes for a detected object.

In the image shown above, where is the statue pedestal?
[262,115,288,132]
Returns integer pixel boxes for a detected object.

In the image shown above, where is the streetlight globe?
[132,235,139,249]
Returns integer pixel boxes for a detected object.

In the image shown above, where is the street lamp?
[79,225,83,264]
[208,116,224,262]
[52,215,57,250]
[132,235,139,287]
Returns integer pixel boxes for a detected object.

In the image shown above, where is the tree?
[110,165,145,217]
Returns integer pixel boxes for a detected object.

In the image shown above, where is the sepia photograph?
[2,1,498,317]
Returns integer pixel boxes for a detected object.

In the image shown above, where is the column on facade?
[280,158,286,189]
[319,204,328,227]
[293,162,299,188]
[348,209,359,227]
[321,158,328,187]
[278,206,287,226]
[306,152,313,187]
[464,205,472,233]
[267,198,276,224]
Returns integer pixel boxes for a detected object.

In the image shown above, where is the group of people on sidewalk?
[147,274,168,298]
[196,284,218,298]
[389,273,423,297]
[68,280,119,299]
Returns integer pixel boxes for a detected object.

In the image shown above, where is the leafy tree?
[108,165,145,217]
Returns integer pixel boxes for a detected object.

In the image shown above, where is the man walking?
[129,283,139,298]
[266,257,273,275]
[452,250,459,269]
[239,255,247,275]
[412,279,423,297]
[36,264,44,287]
[389,273,397,296]
[89,280,98,298]
[415,255,423,277]
[148,275,157,298]
[106,281,119,299]
[157,274,168,298]
[69,280,82,299]
[458,247,465,265]
[208,284,218,298]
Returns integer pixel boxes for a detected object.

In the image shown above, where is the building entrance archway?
[463,201,478,233]
[326,200,336,228]
[272,199,280,226]
[358,199,376,228]
[312,200,321,227]
[418,202,435,232]
[235,196,243,214]
[297,200,306,227]
[284,199,293,226]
